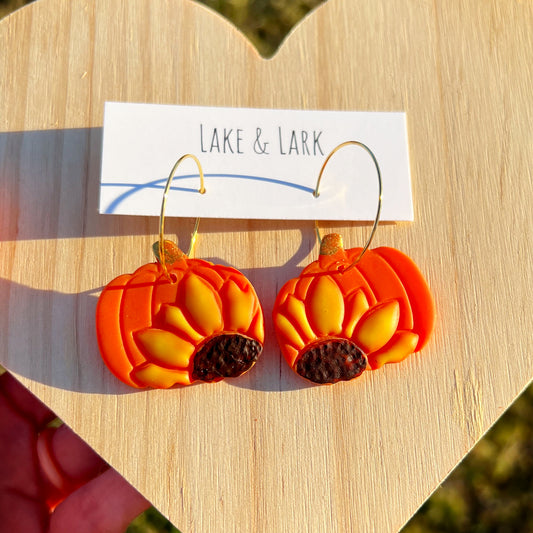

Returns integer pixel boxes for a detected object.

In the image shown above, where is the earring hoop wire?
[158,154,206,277]
[314,140,382,267]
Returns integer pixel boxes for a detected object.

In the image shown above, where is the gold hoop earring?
[97,155,264,389]
[273,141,435,384]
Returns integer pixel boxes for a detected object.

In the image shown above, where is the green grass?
[127,507,181,533]
[0,0,29,19]
[402,385,533,533]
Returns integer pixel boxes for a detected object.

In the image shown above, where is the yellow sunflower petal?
[274,314,305,350]
[344,290,370,338]
[307,275,344,336]
[161,305,204,343]
[355,300,399,353]
[135,328,195,368]
[184,274,222,336]
[249,312,265,343]
[286,294,315,343]
[132,363,192,388]
[367,331,419,369]
[221,279,255,332]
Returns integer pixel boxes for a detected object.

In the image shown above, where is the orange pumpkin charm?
[273,233,435,384]
[96,154,264,388]
[96,243,264,388]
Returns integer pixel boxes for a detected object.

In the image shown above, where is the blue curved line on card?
[102,173,314,213]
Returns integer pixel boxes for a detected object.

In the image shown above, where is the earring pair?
[96,144,435,388]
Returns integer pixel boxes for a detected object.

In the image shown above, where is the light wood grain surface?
[1,0,532,531]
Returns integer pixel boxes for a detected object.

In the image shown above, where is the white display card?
[99,103,413,221]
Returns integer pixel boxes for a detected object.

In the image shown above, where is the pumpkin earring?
[96,154,264,388]
[272,141,435,384]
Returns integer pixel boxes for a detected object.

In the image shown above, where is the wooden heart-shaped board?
[1,1,532,531]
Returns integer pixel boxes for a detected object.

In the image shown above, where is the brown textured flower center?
[192,333,262,382]
[295,339,367,384]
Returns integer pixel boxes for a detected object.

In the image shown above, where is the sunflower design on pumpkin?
[96,243,264,388]
[273,233,435,384]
